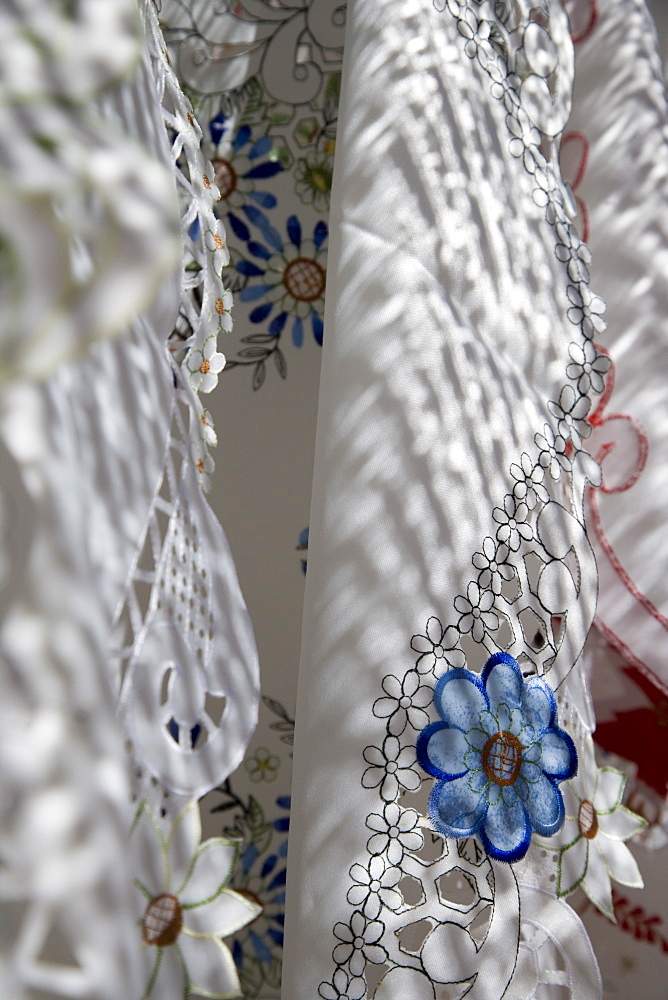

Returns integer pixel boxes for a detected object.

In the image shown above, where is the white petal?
[557,837,587,896]
[145,944,186,999]
[179,934,241,998]
[166,800,202,889]
[597,836,643,888]
[593,768,625,813]
[178,840,237,904]
[582,846,614,920]
[597,805,647,842]
[183,888,260,937]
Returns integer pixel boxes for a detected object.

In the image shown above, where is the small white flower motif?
[489,65,521,112]
[566,282,607,338]
[133,799,260,1000]
[533,162,567,224]
[548,385,591,450]
[205,223,230,275]
[509,452,549,510]
[492,495,533,551]
[347,855,403,918]
[472,537,514,595]
[373,670,432,736]
[454,582,499,642]
[506,109,542,174]
[198,408,218,448]
[458,8,492,67]
[362,735,421,802]
[186,334,226,394]
[190,439,215,492]
[213,287,233,334]
[566,339,611,395]
[536,737,646,920]
[319,968,366,1000]
[534,424,572,480]
[332,911,388,977]
[410,616,466,674]
[555,221,592,282]
[366,802,424,865]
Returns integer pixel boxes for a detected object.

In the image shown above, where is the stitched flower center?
[353,935,365,949]
[213,158,237,199]
[142,893,182,947]
[388,825,399,838]
[199,359,211,373]
[578,799,598,839]
[386,761,397,774]
[370,879,381,893]
[433,644,445,658]
[283,258,325,302]
[482,731,523,786]
[399,696,411,709]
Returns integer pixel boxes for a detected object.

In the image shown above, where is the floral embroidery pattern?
[318,0,629,996]
[417,652,577,862]
[245,746,281,784]
[536,736,646,920]
[133,800,260,999]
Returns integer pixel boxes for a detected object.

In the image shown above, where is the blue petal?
[209,113,228,146]
[238,284,274,303]
[244,161,284,179]
[232,939,243,967]
[188,217,200,241]
[428,774,486,838]
[292,316,303,348]
[524,774,564,836]
[261,854,277,878]
[269,868,287,889]
[242,843,258,875]
[232,124,251,152]
[521,676,556,733]
[249,302,274,323]
[274,816,290,832]
[248,135,273,159]
[433,668,489,733]
[276,795,291,809]
[417,724,468,778]
[482,652,523,713]
[539,728,577,780]
[268,928,284,947]
[311,311,324,345]
[236,260,265,277]
[313,219,328,248]
[287,214,302,248]
[250,930,272,963]
[248,240,273,260]
[480,798,531,862]
[243,205,283,251]
[278,836,289,853]
[269,311,288,337]
[249,190,277,208]
[227,211,250,242]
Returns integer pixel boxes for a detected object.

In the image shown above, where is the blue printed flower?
[236,215,327,347]
[208,119,283,216]
[416,652,577,862]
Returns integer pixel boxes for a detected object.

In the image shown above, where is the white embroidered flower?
[332,910,388,977]
[454,581,498,642]
[373,669,432,736]
[319,968,366,1000]
[492,495,533,551]
[186,334,226,394]
[555,221,591,283]
[472,537,514,595]
[204,222,230,275]
[535,738,646,920]
[509,452,549,510]
[365,802,424,865]
[534,423,571,480]
[548,384,591,450]
[133,800,260,999]
[347,855,402,918]
[198,408,218,448]
[566,282,606,338]
[213,287,234,333]
[566,339,611,395]
[410,616,466,674]
[458,8,492,67]
[506,109,542,174]
[362,735,421,802]
[190,439,215,492]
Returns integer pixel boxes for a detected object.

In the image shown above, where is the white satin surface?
[283,1,585,995]
[569,0,668,691]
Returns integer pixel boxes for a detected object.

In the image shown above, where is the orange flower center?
[482,731,523,786]
[283,257,325,302]
[199,359,211,374]
[142,893,182,947]
[215,297,225,314]
[578,799,598,839]
[212,158,237,200]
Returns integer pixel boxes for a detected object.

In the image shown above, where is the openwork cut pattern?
[317,1,637,997]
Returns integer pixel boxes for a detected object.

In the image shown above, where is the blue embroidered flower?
[236,215,327,347]
[416,652,576,862]
[208,119,283,218]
